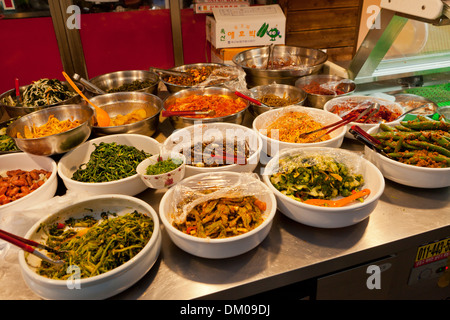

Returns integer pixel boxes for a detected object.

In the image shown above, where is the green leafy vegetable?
[36,211,154,279]
[146,157,182,175]
[72,142,151,182]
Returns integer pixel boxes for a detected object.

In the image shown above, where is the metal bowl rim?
[6,104,94,141]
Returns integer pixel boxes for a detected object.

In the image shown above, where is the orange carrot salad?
[265,111,330,143]
[18,115,82,139]
[167,94,247,118]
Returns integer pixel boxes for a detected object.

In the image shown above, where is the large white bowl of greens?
[262,147,385,228]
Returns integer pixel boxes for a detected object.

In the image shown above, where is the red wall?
[0,9,210,93]
[0,17,64,93]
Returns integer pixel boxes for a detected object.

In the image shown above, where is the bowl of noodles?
[18,194,161,300]
[159,171,277,259]
[6,104,94,156]
[252,105,346,157]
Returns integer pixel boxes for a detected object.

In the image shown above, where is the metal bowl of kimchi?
[162,86,250,129]
[6,104,94,156]
[252,105,346,157]
[159,171,277,259]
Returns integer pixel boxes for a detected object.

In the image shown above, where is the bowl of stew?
[323,96,404,139]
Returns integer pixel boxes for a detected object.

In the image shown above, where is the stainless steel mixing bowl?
[295,74,356,109]
[88,91,163,137]
[162,86,250,129]
[0,81,84,118]
[6,104,94,156]
[248,83,307,116]
[88,70,160,95]
[232,45,328,87]
[160,63,240,93]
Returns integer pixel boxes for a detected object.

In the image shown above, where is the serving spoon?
[72,73,106,95]
[303,189,371,207]
[62,71,111,127]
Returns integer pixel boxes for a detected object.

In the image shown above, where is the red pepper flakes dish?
[0,169,51,205]
[264,111,331,143]
[165,94,247,119]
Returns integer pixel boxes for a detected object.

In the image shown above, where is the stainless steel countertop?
[0,111,449,300]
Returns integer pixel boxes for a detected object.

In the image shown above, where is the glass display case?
[346,0,450,107]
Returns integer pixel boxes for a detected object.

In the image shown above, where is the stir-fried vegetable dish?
[166,94,247,119]
[146,157,183,175]
[265,111,331,143]
[17,115,82,139]
[36,211,154,279]
[173,196,267,239]
[270,154,365,202]
[371,116,450,168]
[1,79,75,107]
[106,80,155,93]
[72,142,151,182]
[0,127,19,152]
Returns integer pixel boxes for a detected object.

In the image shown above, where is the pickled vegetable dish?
[164,66,231,86]
[36,211,154,279]
[107,80,155,93]
[329,101,401,124]
[371,116,450,168]
[270,154,365,202]
[173,196,267,239]
[166,94,246,118]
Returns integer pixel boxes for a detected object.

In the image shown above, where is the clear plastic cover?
[168,172,270,224]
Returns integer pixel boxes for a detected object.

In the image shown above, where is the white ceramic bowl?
[262,147,385,228]
[58,134,161,196]
[0,153,57,215]
[18,194,161,300]
[252,105,346,157]
[162,122,262,178]
[136,152,186,189]
[364,125,450,188]
[323,95,404,139]
[159,172,277,259]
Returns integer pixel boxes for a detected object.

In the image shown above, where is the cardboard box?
[194,1,250,14]
[206,4,286,49]
[211,45,259,65]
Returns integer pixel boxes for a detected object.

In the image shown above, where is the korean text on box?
[206,4,286,49]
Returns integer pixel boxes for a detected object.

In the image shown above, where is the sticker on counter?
[414,237,450,267]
